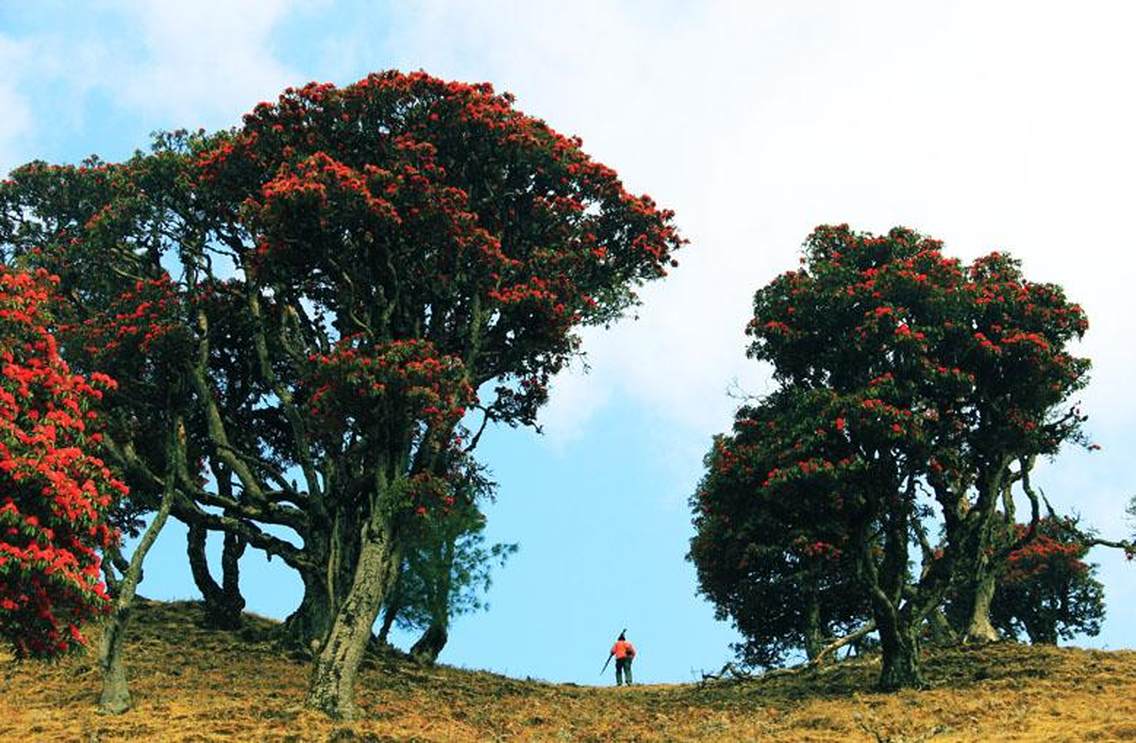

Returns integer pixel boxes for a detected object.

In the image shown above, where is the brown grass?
[2,599,1135,742]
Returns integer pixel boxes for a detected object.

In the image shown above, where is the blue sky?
[2,1,1134,684]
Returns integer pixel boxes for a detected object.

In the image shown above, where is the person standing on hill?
[610,632,636,686]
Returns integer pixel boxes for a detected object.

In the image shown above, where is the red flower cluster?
[1003,527,1087,583]
[0,267,124,658]
[797,539,843,560]
[747,224,1090,467]
[306,338,474,435]
[62,274,184,361]
[199,69,682,329]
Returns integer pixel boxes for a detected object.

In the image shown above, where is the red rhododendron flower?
[0,267,124,658]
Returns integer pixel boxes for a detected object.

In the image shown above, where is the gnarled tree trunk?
[98,420,182,714]
[926,606,958,646]
[410,536,454,665]
[186,522,247,630]
[858,474,926,690]
[410,621,448,665]
[376,564,405,647]
[946,462,1014,644]
[959,569,1000,643]
[306,521,401,719]
[802,587,824,662]
[877,618,922,691]
[283,570,336,652]
[280,518,362,652]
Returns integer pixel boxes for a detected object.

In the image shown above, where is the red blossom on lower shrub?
[0,267,124,658]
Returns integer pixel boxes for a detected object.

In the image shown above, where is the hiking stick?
[599,627,627,676]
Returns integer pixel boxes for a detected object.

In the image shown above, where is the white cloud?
[365,1,1136,452]
[4,0,1131,660]
[0,36,34,174]
[9,2,1131,440]
[1,1,304,171]
[9,0,1130,462]
[108,0,299,128]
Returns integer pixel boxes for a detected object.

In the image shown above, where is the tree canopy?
[0,70,684,717]
[694,224,1091,689]
[689,392,867,667]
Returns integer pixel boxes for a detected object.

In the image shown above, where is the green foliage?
[394,457,516,635]
[695,224,1092,689]
[990,517,1105,645]
[689,399,869,667]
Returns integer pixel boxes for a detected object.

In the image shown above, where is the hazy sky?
[2,1,1133,683]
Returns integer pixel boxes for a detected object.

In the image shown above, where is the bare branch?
[462,405,492,454]
[810,621,877,666]
[171,494,312,571]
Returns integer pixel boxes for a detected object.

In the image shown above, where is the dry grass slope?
[2,600,1135,742]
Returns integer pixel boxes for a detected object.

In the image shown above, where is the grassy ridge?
[2,600,1135,741]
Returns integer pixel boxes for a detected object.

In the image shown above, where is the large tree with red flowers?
[0,71,683,717]
[707,225,1089,689]
[0,267,124,659]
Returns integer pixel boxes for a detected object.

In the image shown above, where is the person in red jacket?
[610,631,636,686]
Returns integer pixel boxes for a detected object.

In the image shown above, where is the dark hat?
[618,632,626,641]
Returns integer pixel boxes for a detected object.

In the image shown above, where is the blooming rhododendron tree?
[1,71,683,718]
[0,267,123,659]
[0,158,205,712]
[712,225,1090,689]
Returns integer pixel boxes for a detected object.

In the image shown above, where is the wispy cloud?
[0,36,35,173]
[1,0,302,154]
[108,0,298,127]
[359,2,1135,454]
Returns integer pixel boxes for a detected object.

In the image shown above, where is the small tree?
[402,518,516,665]
[989,518,1105,644]
[0,267,124,659]
[377,455,516,664]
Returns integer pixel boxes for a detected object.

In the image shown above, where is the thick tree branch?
[171,494,312,571]
[243,285,322,499]
[103,419,312,569]
[1004,455,1042,556]
[214,440,307,506]
[809,621,877,665]
[176,469,308,533]
[188,307,273,506]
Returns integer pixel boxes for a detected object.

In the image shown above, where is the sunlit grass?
[3,600,1134,741]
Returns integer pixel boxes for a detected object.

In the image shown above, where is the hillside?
[2,601,1134,742]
